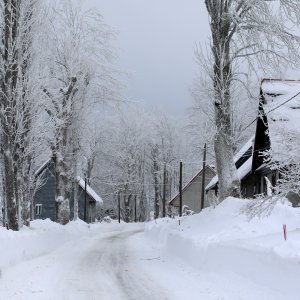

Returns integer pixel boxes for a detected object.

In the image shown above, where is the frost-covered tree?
[265,123,300,203]
[0,0,42,230]
[203,0,300,201]
[191,73,257,155]
[41,0,117,224]
[148,109,182,218]
[107,107,148,222]
[89,105,185,222]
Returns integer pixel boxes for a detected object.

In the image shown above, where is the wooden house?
[169,165,216,213]
[206,135,257,198]
[34,159,103,223]
[206,79,300,205]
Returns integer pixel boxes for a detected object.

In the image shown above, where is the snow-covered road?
[1,211,300,300]
[0,225,172,300]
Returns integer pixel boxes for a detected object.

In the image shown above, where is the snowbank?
[145,197,300,262]
[0,219,122,272]
[119,198,300,299]
[141,198,300,299]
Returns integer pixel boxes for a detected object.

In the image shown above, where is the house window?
[35,204,42,216]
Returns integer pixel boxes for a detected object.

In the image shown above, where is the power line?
[243,89,300,131]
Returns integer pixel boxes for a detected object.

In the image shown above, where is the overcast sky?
[84,0,210,117]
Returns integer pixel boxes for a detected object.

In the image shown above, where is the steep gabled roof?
[35,158,52,177]
[206,135,255,191]
[169,165,216,205]
[206,79,300,193]
[35,158,103,204]
[260,79,300,162]
[76,177,103,204]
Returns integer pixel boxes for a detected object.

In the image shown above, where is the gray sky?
[84,0,210,117]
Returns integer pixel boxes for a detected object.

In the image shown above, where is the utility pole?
[2,207,5,227]
[84,177,87,222]
[118,191,121,223]
[201,143,207,210]
[134,195,137,223]
[162,162,166,217]
[179,160,183,217]
[153,145,160,219]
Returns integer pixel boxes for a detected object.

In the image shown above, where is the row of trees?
[0,0,206,228]
[3,0,298,229]
[0,0,119,230]
[86,106,202,223]
[0,0,41,230]
[0,0,215,229]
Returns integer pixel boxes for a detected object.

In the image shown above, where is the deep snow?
[1,197,300,299]
[142,197,300,299]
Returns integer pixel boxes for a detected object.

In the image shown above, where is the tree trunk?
[51,77,78,225]
[3,147,18,230]
[124,193,130,223]
[72,147,79,221]
[54,152,71,225]
[21,198,31,227]
[73,180,79,221]
[213,67,241,200]
[207,2,241,201]
[214,109,240,200]
[0,0,21,230]
[139,191,146,222]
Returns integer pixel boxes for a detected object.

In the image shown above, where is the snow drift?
[146,197,300,259]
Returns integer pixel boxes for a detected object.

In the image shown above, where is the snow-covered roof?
[35,159,103,204]
[234,135,255,163]
[206,136,255,191]
[206,80,300,192]
[237,156,252,180]
[76,177,103,204]
[205,175,218,191]
[206,157,253,191]
[169,165,216,204]
[261,79,300,162]
[35,158,52,176]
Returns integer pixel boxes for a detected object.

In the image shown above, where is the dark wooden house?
[206,79,300,205]
[34,159,103,223]
[169,165,216,213]
[206,135,257,198]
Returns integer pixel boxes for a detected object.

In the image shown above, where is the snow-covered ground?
[0,220,144,300]
[1,198,300,299]
[141,197,300,300]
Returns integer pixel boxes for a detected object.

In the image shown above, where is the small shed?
[169,165,216,213]
[34,159,103,223]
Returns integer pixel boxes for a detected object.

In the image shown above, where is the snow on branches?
[202,0,300,201]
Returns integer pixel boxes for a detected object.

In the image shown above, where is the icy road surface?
[0,225,169,300]
[1,219,299,300]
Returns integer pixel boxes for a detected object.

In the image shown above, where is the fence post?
[283,224,287,240]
